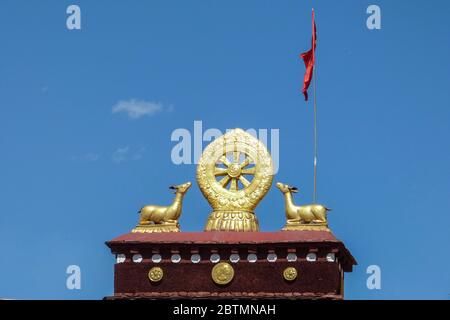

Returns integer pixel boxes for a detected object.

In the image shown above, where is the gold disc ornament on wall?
[197,128,274,231]
[211,262,235,285]
[283,267,298,281]
[148,267,164,282]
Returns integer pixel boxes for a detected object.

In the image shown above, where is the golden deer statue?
[276,182,331,231]
[132,182,191,233]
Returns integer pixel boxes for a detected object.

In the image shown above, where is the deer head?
[276,182,299,194]
[169,182,192,194]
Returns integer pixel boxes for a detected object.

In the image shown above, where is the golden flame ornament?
[197,128,273,231]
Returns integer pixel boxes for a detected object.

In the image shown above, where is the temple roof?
[108,230,339,244]
[106,231,357,272]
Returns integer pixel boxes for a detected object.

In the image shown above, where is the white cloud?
[112,147,129,163]
[131,147,146,160]
[112,99,166,119]
[112,146,146,163]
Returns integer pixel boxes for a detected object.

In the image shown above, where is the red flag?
[300,10,317,101]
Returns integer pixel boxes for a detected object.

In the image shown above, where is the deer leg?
[312,212,326,224]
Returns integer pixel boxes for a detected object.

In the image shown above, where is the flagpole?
[313,65,318,204]
[301,8,318,203]
[312,8,318,204]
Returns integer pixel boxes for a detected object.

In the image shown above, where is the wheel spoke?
[218,156,231,167]
[240,157,252,169]
[230,178,238,191]
[219,176,231,188]
[216,149,255,190]
[239,176,251,187]
[214,167,228,176]
[241,167,256,175]
[233,150,240,163]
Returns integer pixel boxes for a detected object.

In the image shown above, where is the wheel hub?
[227,163,242,178]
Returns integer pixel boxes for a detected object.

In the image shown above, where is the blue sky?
[0,0,449,299]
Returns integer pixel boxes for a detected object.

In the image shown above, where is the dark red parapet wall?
[105,231,356,300]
